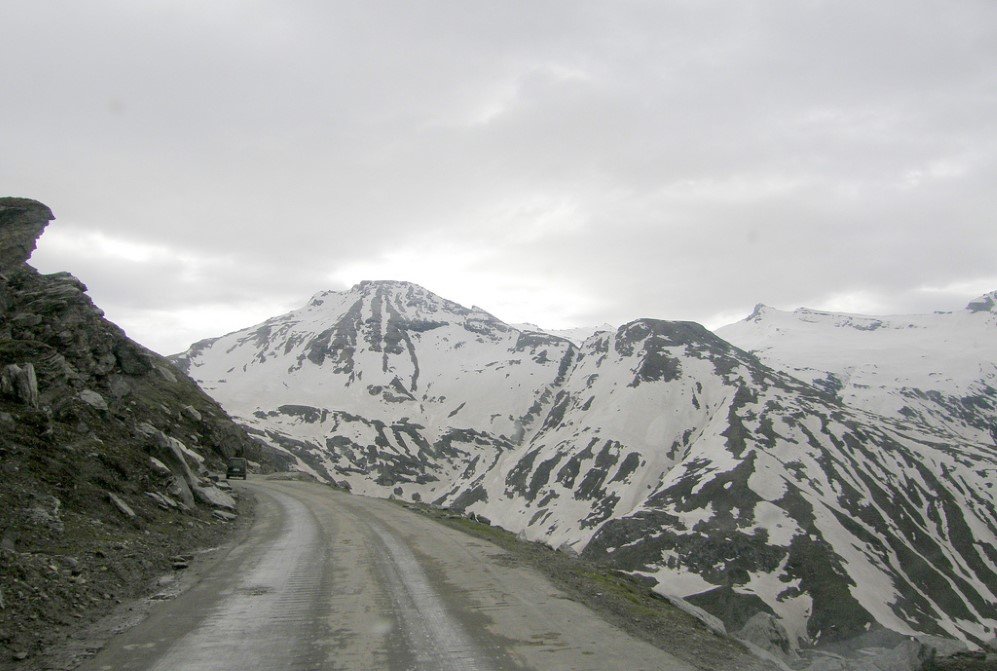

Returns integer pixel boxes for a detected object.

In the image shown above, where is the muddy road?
[78,480,695,671]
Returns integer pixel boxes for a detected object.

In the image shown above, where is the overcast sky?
[4,1,995,355]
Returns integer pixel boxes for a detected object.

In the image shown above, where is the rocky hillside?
[0,198,271,666]
[174,280,996,665]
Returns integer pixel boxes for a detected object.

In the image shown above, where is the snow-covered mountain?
[715,293,996,446]
[173,280,576,493]
[172,281,996,656]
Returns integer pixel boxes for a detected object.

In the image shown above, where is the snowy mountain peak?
[351,279,467,314]
[172,282,575,450]
[352,278,422,292]
[966,290,997,313]
[305,288,338,305]
[296,281,491,330]
[745,303,772,321]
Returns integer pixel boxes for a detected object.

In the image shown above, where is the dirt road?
[77,479,696,671]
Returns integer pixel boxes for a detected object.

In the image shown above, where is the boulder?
[24,494,63,533]
[166,476,195,509]
[107,374,132,398]
[135,422,158,437]
[148,456,172,477]
[145,491,180,510]
[556,540,580,557]
[178,441,205,467]
[149,429,201,493]
[77,389,108,411]
[193,484,236,511]
[0,363,38,407]
[181,404,202,422]
[737,612,797,660]
[107,492,136,519]
[112,340,152,375]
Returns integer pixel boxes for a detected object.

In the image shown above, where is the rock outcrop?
[0,198,52,274]
[0,363,38,407]
[0,197,273,664]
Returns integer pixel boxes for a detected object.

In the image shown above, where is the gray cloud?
[4,0,995,353]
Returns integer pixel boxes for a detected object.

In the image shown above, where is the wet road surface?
[79,480,694,671]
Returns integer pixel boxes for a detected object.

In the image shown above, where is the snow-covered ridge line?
[511,322,615,346]
[716,291,997,445]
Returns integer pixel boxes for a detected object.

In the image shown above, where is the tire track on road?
[368,520,496,671]
[145,489,329,671]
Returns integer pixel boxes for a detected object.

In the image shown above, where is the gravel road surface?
[78,479,696,671]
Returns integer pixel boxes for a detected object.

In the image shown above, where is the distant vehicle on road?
[226,457,248,480]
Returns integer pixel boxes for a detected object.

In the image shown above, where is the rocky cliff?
[0,198,272,666]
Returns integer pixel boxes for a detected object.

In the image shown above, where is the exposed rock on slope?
[172,280,575,492]
[0,198,269,665]
[175,281,997,661]
[0,198,49,271]
[495,320,994,648]
[715,298,997,446]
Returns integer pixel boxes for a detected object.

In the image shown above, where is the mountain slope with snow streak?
[172,282,996,655]
[172,280,574,495]
[467,319,995,651]
[715,292,997,446]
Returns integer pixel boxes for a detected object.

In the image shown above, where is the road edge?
[18,485,259,671]
[387,498,783,671]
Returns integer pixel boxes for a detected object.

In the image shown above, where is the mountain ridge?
[716,292,996,446]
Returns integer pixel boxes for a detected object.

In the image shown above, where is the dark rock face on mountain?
[175,279,997,663]
[0,198,271,663]
[0,199,52,272]
[171,279,574,492]
[506,320,994,649]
